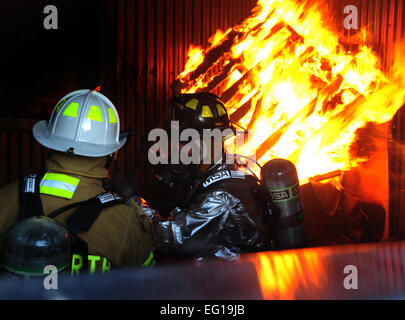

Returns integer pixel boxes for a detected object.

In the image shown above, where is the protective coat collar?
[45,151,109,179]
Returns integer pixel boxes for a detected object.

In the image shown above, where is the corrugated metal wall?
[335,0,405,71]
[100,0,258,197]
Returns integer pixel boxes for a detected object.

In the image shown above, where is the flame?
[179,45,204,79]
[177,0,405,183]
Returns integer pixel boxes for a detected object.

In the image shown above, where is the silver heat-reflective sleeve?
[152,190,261,260]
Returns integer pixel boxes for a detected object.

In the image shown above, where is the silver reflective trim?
[39,179,77,193]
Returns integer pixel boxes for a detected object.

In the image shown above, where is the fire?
[176,0,405,183]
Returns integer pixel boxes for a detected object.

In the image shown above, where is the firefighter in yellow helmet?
[0,89,155,276]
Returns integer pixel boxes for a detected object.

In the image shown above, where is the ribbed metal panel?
[102,0,258,196]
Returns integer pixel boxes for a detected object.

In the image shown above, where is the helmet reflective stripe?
[201,105,214,118]
[108,108,117,123]
[217,104,226,116]
[62,102,79,118]
[55,99,67,113]
[32,89,127,157]
[186,98,199,110]
[142,251,156,267]
[40,173,80,199]
[87,105,103,122]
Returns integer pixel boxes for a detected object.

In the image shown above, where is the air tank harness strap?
[20,174,125,273]
[19,173,45,220]
[48,192,125,234]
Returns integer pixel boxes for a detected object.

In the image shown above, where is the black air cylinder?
[261,159,307,249]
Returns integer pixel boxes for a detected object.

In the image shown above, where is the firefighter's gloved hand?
[111,169,137,202]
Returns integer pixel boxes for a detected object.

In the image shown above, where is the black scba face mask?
[155,133,225,189]
[167,137,205,183]
[150,131,201,188]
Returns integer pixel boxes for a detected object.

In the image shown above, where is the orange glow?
[245,248,328,299]
[177,0,405,184]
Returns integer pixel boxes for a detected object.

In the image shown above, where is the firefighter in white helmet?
[0,89,155,276]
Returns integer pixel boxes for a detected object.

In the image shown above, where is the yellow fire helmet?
[33,90,126,157]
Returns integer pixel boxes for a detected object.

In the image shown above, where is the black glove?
[111,169,137,202]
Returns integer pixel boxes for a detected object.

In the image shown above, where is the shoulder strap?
[49,192,125,235]
[20,175,123,274]
[49,192,124,273]
[19,174,44,220]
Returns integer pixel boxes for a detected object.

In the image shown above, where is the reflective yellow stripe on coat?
[40,173,80,199]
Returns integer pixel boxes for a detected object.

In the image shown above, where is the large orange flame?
[177,0,405,183]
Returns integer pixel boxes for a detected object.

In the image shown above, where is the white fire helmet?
[33,89,127,157]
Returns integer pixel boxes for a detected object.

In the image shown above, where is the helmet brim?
[33,120,127,157]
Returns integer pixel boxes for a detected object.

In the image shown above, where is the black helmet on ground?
[1,216,70,279]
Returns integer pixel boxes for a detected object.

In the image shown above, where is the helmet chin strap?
[105,151,117,170]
